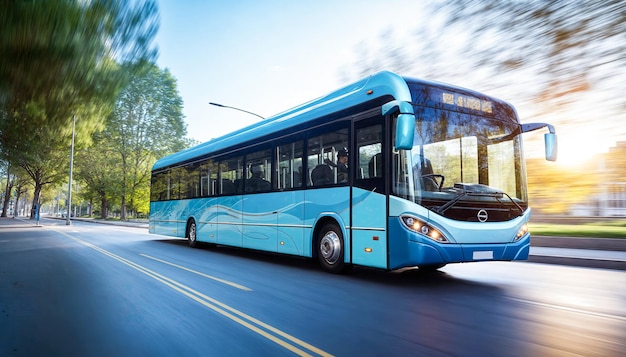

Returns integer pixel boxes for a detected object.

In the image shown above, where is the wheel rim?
[320,230,341,265]
[189,223,196,242]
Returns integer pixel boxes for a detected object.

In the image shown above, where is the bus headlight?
[400,215,449,243]
[514,223,529,242]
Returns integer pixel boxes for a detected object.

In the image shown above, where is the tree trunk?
[14,190,22,218]
[30,183,42,220]
[1,166,12,217]
[99,194,107,219]
[120,194,126,221]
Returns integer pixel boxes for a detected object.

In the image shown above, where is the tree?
[75,132,121,219]
[0,0,159,219]
[1,160,33,217]
[83,63,187,220]
[1,161,14,217]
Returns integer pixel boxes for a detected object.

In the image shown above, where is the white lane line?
[54,229,332,357]
[509,297,626,322]
[140,254,252,291]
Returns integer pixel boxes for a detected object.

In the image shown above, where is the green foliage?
[74,131,123,218]
[76,62,187,219]
[0,0,159,218]
[529,223,626,239]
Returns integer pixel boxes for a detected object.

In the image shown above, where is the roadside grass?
[530,222,626,238]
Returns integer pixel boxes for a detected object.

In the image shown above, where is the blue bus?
[149,71,557,273]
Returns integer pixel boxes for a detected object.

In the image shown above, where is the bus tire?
[187,219,197,248]
[317,222,349,274]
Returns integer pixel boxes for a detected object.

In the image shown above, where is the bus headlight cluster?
[514,223,529,242]
[400,215,449,243]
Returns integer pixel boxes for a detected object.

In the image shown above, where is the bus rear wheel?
[317,222,349,274]
[187,219,197,248]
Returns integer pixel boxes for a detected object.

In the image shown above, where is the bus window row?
[150,127,369,201]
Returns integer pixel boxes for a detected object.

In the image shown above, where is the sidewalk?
[530,235,626,270]
[0,216,148,229]
[2,216,625,270]
[0,216,45,228]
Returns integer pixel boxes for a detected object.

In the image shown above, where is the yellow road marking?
[53,229,333,357]
[140,254,252,291]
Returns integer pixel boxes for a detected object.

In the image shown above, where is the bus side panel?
[303,187,350,259]
[150,200,183,237]
[217,195,243,247]
[276,190,305,256]
[242,192,278,252]
[197,197,218,243]
[351,188,387,268]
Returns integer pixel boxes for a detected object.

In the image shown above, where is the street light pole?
[66,115,76,226]
[209,102,265,120]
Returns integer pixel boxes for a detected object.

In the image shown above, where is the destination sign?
[442,92,493,114]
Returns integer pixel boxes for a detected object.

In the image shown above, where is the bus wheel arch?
[186,218,198,248]
[314,218,351,274]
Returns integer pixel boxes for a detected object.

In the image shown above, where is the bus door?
[275,142,305,255]
[351,122,388,269]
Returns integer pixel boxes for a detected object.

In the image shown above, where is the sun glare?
[555,135,599,167]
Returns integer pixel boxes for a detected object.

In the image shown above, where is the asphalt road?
[1,218,625,356]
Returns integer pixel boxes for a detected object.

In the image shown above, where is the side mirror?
[545,133,558,162]
[521,122,558,162]
[395,114,415,150]
[382,100,415,150]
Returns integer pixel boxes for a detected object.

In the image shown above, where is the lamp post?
[209,102,265,120]
[66,115,76,225]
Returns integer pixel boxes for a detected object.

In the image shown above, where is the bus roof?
[152,70,412,171]
[152,71,518,171]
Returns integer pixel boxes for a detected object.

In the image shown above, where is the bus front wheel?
[187,219,197,248]
[317,222,349,274]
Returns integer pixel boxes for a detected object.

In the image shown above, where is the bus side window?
[179,164,197,199]
[151,171,169,201]
[307,128,349,186]
[277,141,303,189]
[200,160,218,196]
[169,167,180,200]
[245,149,272,193]
[220,156,243,194]
[357,124,383,179]
[355,123,383,191]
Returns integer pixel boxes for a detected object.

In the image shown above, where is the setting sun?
[554,134,602,167]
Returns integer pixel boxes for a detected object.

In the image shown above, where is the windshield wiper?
[434,183,523,216]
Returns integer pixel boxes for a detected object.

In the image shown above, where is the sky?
[154,1,624,167]
[155,0,422,143]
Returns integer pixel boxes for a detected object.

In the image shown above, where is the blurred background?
[333,0,626,218]
[1,0,625,223]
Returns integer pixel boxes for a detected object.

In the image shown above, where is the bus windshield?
[393,105,528,222]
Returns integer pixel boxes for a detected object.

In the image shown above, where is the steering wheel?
[421,174,445,191]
